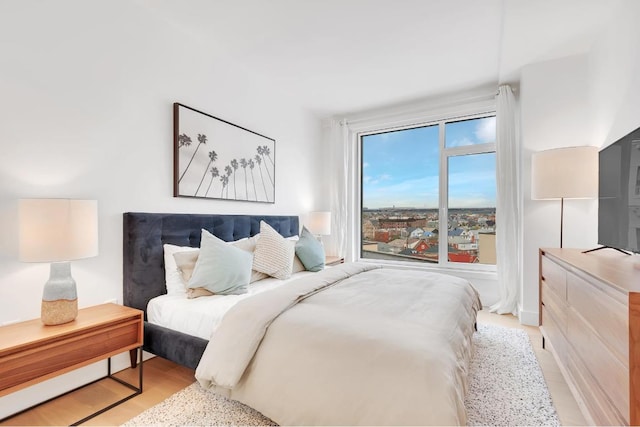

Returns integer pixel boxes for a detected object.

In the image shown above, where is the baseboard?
[519,308,539,326]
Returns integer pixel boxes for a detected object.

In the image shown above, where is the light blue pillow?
[295,226,326,272]
[187,229,252,295]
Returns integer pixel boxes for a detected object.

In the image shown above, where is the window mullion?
[438,121,448,266]
[443,142,496,157]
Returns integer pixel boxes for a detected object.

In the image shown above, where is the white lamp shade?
[306,211,332,236]
[19,199,99,262]
[531,146,599,200]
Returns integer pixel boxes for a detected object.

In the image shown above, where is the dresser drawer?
[542,281,568,335]
[541,255,567,300]
[567,271,628,363]
[567,308,629,419]
[566,345,627,426]
[541,305,568,366]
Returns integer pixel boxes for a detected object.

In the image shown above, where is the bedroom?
[1,0,639,425]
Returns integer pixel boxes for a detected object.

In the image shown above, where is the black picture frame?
[173,103,275,203]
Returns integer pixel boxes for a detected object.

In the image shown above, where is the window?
[360,114,496,268]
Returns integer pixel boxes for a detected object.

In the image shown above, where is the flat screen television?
[597,125,640,254]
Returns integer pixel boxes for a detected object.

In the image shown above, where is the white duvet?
[196,262,481,426]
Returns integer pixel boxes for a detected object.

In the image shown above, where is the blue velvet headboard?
[122,212,300,317]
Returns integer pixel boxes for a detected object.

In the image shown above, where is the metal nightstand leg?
[71,346,143,426]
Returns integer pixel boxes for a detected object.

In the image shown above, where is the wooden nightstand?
[0,303,143,425]
[325,256,345,266]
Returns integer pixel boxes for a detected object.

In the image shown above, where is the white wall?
[0,1,323,417]
[519,0,640,325]
[519,54,598,325]
[589,0,640,147]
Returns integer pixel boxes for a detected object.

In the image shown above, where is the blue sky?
[362,117,496,209]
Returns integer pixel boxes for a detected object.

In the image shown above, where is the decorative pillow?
[187,229,252,295]
[174,234,269,285]
[295,226,326,272]
[163,244,198,295]
[187,287,214,299]
[253,221,296,279]
[232,235,270,282]
[172,250,199,282]
[260,233,305,274]
[292,254,306,273]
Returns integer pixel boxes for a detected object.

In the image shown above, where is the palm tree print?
[257,146,273,187]
[195,150,218,196]
[224,165,232,199]
[240,158,248,200]
[255,154,269,202]
[220,174,228,198]
[177,133,192,148]
[179,133,207,183]
[248,159,258,201]
[262,145,274,168]
[230,159,238,199]
[205,167,219,197]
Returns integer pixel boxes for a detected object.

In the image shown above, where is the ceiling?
[139,0,619,117]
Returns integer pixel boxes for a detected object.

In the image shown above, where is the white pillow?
[253,221,296,279]
[163,244,198,295]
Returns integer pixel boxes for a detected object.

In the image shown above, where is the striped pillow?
[253,221,295,279]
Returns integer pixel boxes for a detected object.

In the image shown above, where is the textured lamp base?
[41,262,79,326]
[41,299,78,325]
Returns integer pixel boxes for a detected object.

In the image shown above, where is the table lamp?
[306,211,332,241]
[531,146,598,248]
[19,199,99,325]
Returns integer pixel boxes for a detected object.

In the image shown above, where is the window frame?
[356,106,497,273]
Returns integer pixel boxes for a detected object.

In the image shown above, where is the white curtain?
[325,118,349,259]
[490,85,521,315]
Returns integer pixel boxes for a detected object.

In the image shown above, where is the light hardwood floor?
[1,310,586,426]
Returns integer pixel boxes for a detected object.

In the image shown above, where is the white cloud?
[474,117,496,143]
[368,173,392,185]
[363,162,369,168]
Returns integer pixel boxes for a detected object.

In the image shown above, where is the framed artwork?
[173,103,275,203]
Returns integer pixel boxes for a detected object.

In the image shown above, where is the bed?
[123,212,481,425]
[123,212,301,369]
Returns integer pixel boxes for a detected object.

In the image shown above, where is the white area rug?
[124,323,559,426]
[465,324,559,426]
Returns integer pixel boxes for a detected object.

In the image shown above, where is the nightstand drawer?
[0,304,143,399]
[0,318,141,394]
[325,256,344,266]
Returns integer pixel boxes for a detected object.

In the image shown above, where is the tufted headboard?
[123,212,299,318]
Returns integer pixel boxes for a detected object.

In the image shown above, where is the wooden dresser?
[539,248,640,426]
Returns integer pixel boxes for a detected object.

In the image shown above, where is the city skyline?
[362,117,496,209]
